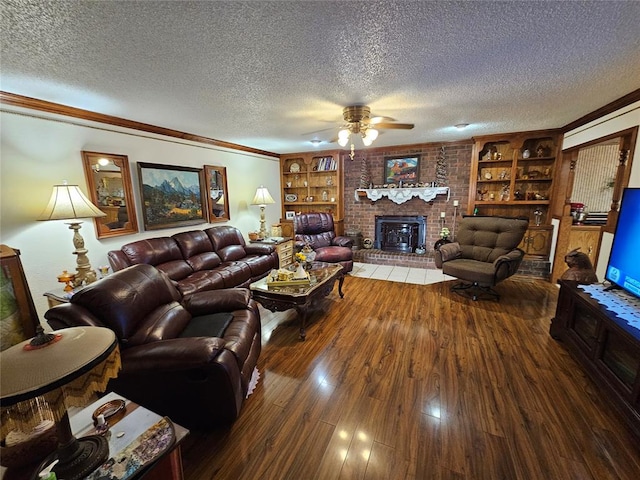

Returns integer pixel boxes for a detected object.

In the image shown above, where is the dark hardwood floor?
[180,275,640,479]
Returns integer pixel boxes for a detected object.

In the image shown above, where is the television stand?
[550,280,640,439]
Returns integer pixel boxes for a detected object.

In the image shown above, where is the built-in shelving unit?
[280,150,344,234]
[470,130,562,259]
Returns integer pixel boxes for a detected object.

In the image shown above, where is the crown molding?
[0,91,279,158]
[562,89,640,133]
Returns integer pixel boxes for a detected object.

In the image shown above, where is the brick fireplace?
[343,141,473,268]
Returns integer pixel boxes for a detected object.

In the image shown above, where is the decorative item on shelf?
[286,181,292,188]
[251,186,275,239]
[326,176,333,186]
[0,327,121,479]
[499,169,508,180]
[500,184,510,201]
[271,224,282,238]
[435,146,447,186]
[285,193,298,202]
[536,145,545,157]
[477,189,488,201]
[533,208,543,226]
[322,190,329,201]
[523,149,531,159]
[38,182,106,287]
[57,270,76,292]
[289,162,300,173]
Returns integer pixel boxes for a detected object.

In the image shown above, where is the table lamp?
[1,327,121,479]
[251,186,275,239]
[38,182,106,286]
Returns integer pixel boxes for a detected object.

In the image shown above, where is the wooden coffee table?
[250,263,344,340]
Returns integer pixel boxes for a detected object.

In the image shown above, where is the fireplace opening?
[375,215,427,253]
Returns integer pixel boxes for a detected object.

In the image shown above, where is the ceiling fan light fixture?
[454,123,470,130]
[364,127,378,142]
[362,136,373,147]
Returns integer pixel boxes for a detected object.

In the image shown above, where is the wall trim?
[562,89,640,134]
[0,91,279,159]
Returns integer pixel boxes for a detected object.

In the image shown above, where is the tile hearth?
[351,262,454,285]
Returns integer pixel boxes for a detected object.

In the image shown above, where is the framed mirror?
[204,165,230,222]
[81,151,139,238]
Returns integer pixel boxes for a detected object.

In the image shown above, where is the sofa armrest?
[182,287,251,315]
[119,337,227,373]
[45,303,105,330]
[435,242,461,268]
[332,235,354,248]
[244,243,275,256]
[493,249,525,280]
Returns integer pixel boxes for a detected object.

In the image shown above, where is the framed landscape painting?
[137,162,207,230]
[384,155,420,185]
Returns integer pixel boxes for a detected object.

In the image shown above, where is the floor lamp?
[251,186,275,239]
[38,183,106,286]
[0,327,121,479]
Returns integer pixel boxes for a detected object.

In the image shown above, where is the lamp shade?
[251,186,275,206]
[38,184,106,221]
[0,328,120,432]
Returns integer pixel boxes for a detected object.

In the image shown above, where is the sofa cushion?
[215,262,252,288]
[240,254,276,278]
[175,270,226,296]
[205,226,248,262]
[173,231,223,271]
[442,258,497,286]
[121,237,193,281]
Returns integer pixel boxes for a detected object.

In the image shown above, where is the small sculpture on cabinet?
[560,248,598,284]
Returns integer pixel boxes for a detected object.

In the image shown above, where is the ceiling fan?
[335,105,414,147]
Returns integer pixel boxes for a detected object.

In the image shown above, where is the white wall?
[0,107,281,320]
[562,101,640,280]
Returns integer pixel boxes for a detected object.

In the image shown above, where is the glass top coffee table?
[249,262,344,340]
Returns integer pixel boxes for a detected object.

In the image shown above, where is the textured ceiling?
[2,1,640,154]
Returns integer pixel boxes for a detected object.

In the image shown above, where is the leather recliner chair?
[294,212,354,273]
[45,263,260,430]
[435,215,529,300]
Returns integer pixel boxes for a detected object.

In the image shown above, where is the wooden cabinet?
[274,239,293,268]
[550,281,640,438]
[567,226,602,267]
[470,130,561,259]
[280,150,344,235]
[518,225,553,258]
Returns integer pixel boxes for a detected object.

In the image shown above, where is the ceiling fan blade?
[369,116,396,124]
[301,126,337,136]
[374,122,414,130]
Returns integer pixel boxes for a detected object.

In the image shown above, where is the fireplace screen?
[374,215,427,253]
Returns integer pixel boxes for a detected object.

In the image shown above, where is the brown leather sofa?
[107,226,279,296]
[294,212,354,273]
[45,263,261,430]
[435,215,528,300]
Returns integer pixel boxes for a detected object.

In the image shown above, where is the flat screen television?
[605,187,640,298]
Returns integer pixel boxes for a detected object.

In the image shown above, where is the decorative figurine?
[560,248,598,284]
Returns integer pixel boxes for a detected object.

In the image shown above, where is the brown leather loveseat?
[108,225,278,296]
[45,263,261,430]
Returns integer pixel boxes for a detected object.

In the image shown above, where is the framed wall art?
[82,151,139,239]
[203,165,230,222]
[384,155,420,185]
[137,162,207,230]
